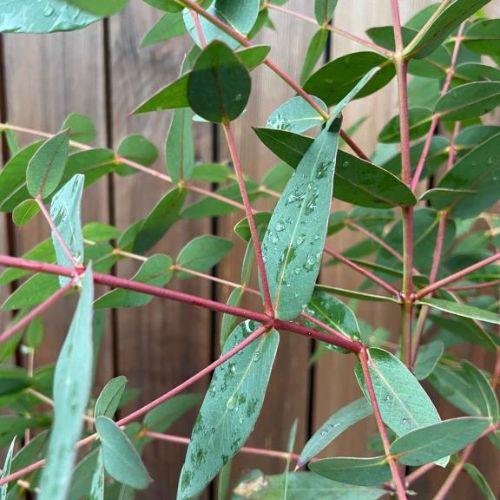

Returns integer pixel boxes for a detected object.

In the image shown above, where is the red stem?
[0,254,363,352]
[415,252,500,299]
[359,348,407,500]
[446,279,500,292]
[223,123,274,316]
[0,280,74,343]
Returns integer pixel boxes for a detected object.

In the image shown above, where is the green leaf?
[166,108,195,183]
[187,41,251,123]
[314,0,338,24]
[262,117,341,320]
[26,129,69,199]
[62,113,96,143]
[144,0,183,11]
[0,0,103,33]
[309,456,391,487]
[141,11,186,47]
[50,174,85,285]
[89,449,104,500]
[191,163,231,182]
[95,416,151,490]
[183,0,259,48]
[95,254,173,309]
[379,107,433,143]
[267,96,327,134]
[0,437,16,500]
[12,199,39,226]
[117,134,158,169]
[1,273,60,311]
[413,341,444,380]
[315,284,399,304]
[391,417,491,466]
[452,62,500,87]
[176,235,233,278]
[254,128,416,208]
[304,52,395,106]
[463,463,496,500]
[143,394,201,433]
[233,212,271,241]
[38,265,94,500]
[133,187,187,254]
[461,361,498,421]
[424,132,500,218]
[95,376,128,419]
[67,0,128,16]
[435,82,500,121]
[178,320,279,499]
[301,29,329,85]
[418,297,500,325]
[405,0,491,58]
[299,398,372,466]
[26,316,44,348]
[220,287,245,347]
[0,366,30,397]
[463,19,500,56]
[355,348,441,437]
[233,471,385,499]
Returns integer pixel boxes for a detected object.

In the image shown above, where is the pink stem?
[0,280,74,343]
[223,123,274,316]
[446,279,500,292]
[360,348,407,500]
[324,247,401,297]
[415,252,500,300]
[0,254,363,352]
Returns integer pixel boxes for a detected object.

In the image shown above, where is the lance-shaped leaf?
[38,265,94,500]
[299,398,372,466]
[266,96,328,134]
[50,174,85,285]
[461,361,498,422]
[405,0,491,58]
[463,19,500,57]
[95,254,173,309]
[413,341,444,380]
[423,132,500,219]
[95,376,128,419]
[355,348,441,437]
[0,437,16,499]
[141,11,186,47]
[233,471,385,500]
[89,449,104,500]
[187,41,251,123]
[1,273,60,311]
[12,199,39,226]
[463,463,496,500]
[254,128,416,208]
[178,321,279,499]
[0,0,104,33]
[301,29,329,84]
[143,394,201,433]
[26,129,69,199]
[391,417,491,466]
[315,284,399,304]
[314,0,339,25]
[418,298,500,325]
[166,108,195,183]
[261,117,341,320]
[435,82,500,121]
[379,107,433,143]
[95,416,151,490]
[309,456,391,487]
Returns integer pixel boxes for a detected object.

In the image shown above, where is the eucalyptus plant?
[0,0,498,499]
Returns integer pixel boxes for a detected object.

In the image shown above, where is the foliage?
[0,0,498,499]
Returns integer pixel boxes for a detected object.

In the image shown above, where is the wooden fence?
[0,1,497,498]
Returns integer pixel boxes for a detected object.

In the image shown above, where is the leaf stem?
[359,348,407,500]
[266,3,393,57]
[223,122,274,316]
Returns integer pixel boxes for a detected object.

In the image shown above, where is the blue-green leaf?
[414,341,444,380]
[95,376,128,419]
[0,437,16,500]
[418,297,500,325]
[89,449,104,500]
[166,108,195,183]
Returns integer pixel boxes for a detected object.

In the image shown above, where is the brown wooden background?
[0,1,497,498]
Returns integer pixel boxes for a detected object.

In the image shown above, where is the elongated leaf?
[0,437,16,500]
[143,394,201,433]
[414,341,444,380]
[314,0,338,24]
[379,107,433,143]
[26,129,69,199]
[310,456,391,487]
[267,96,328,134]
[95,376,128,419]
[254,128,416,208]
[418,297,500,325]
[461,361,498,422]
[304,52,395,106]
[299,398,372,466]
[50,174,85,285]
[435,82,500,121]
[188,41,250,123]
[464,19,500,56]
[95,416,151,490]
[262,117,341,320]
[1,273,60,311]
[178,321,279,499]
[355,348,441,437]
[405,0,491,58]
[12,199,39,226]
[38,266,94,500]
[176,235,233,278]
[0,0,103,33]
[315,284,399,304]
[0,366,30,397]
[166,108,195,183]
[95,254,173,309]
[141,11,186,47]
[67,0,127,16]
[391,417,491,466]
[89,449,104,500]
[301,29,329,84]
[463,463,496,500]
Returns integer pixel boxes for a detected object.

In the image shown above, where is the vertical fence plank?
[1,25,113,383]
[107,4,212,496]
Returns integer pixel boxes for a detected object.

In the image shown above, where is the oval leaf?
[95,376,128,419]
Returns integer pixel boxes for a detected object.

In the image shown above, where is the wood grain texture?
[1,25,114,384]
[108,4,211,496]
